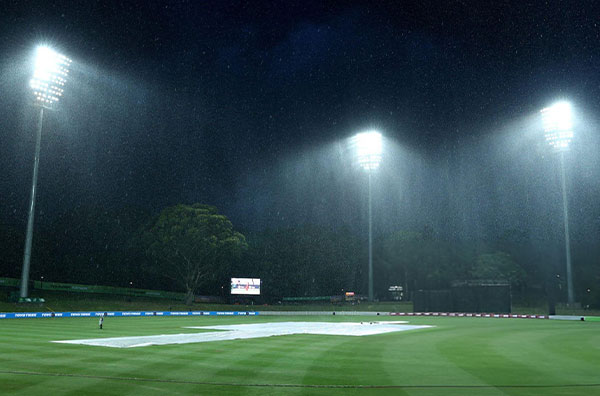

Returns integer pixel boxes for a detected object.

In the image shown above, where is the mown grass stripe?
[1,370,599,389]
[1,316,598,395]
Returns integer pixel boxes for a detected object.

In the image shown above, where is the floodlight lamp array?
[30,46,72,107]
[540,101,573,152]
[350,131,383,171]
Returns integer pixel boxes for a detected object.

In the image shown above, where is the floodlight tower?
[540,101,575,304]
[20,46,72,299]
[350,131,383,302]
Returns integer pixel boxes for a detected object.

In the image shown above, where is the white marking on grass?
[53,321,432,348]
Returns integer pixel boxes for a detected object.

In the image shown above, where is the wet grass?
[0,289,413,313]
[0,315,598,395]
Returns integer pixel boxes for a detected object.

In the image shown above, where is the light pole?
[540,101,575,304]
[20,46,72,299]
[350,131,383,302]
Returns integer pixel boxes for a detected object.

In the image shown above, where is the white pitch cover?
[53,321,432,348]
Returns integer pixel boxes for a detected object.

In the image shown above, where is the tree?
[470,251,526,287]
[243,226,361,300]
[381,231,424,296]
[51,205,151,287]
[381,230,474,296]
[0,225,25,279]
[144,204,246,304]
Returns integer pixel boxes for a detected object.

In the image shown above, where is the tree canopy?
[471,251,526,286]
[242,226,362,300]
[143,204,246,304]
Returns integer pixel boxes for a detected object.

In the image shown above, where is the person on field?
[99,316,104,330]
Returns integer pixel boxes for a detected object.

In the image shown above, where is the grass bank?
[2,288,599,316]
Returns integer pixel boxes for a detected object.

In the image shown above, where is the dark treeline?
[1,204,598,308]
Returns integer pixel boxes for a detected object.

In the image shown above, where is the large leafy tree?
[144,204,246,304]
[470,251,526,287]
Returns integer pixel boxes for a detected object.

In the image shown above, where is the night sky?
[1,0,600,249]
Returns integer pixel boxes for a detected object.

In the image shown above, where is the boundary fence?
[0,310,596,320]
[0,310,258,319]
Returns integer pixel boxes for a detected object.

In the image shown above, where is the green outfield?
[0,315,598,395]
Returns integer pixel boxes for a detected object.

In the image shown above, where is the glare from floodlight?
[20,45,73,299]
[348,130,383,301]
[350,130,383,171]
[30,46,72,107]
[540,101,573,151]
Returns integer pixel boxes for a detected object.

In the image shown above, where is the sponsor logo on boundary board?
[0,311,258,319]
[0,310,553,320]
[390,312,548,319]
